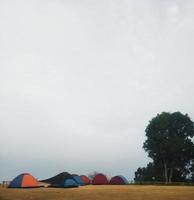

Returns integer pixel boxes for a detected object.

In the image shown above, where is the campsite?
[1,1,194,199]
[1,172,194,200]
[1,185,194,200]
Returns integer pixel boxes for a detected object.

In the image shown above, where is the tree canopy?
[135,112,194,184]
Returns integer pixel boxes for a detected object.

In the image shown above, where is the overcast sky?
[1,0,194,182]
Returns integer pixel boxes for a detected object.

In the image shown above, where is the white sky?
[1,0,194,181]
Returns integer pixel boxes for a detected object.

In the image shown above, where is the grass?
[0,185,194,200]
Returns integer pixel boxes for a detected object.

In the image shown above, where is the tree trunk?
[169,168,173,184]
[164,163,168,184]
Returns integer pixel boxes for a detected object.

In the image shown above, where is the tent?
[109,175,128,185]
[92,173,109,185]
[80,175,91,185]
[41,172,78,188]
[9,173,39,188]
[118,175,128,184]
[72,174,84,186]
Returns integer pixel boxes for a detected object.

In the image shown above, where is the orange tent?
[9,173,39,188]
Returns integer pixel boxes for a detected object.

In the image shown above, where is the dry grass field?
[0,185,194,200]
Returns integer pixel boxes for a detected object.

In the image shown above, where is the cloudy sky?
[1,0,194,181]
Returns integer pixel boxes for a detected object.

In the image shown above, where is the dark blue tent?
[41,172,78,188]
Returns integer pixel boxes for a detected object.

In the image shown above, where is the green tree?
[134,161,187,182]
[190,160,194,182]
[134,162,164,182]
[143,112,194,184]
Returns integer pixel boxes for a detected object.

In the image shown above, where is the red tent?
[92,173,109,185]
[109,176,128,185]
[80,175,91,185]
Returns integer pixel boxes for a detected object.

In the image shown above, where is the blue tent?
[64,179,79,187]
[72,174,84,186]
